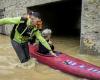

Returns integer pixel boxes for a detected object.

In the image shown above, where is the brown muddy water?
[0,34,100,80]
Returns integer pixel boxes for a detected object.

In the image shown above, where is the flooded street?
[0,34,100,80]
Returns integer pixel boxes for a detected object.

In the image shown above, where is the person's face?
[29,15,43,29]
[43,34,51,40]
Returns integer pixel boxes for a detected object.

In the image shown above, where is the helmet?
[28,11,41,18]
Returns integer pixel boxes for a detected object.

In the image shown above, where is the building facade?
[0,0,60,34]
[0,0,100,55]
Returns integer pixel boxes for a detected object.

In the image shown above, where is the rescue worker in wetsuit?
[0,12,56,64]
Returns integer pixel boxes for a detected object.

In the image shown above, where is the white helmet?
[42,28,52,36]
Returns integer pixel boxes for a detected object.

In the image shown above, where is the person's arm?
[0,17,21,25]
[34,30,56,56]
[34,30,52,51]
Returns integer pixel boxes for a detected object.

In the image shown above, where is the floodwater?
[0,34,100,80]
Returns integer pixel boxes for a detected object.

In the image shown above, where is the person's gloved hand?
[49,51,57,57]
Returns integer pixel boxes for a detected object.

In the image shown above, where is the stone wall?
[0,0,60,35]
[81,0,100,55]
